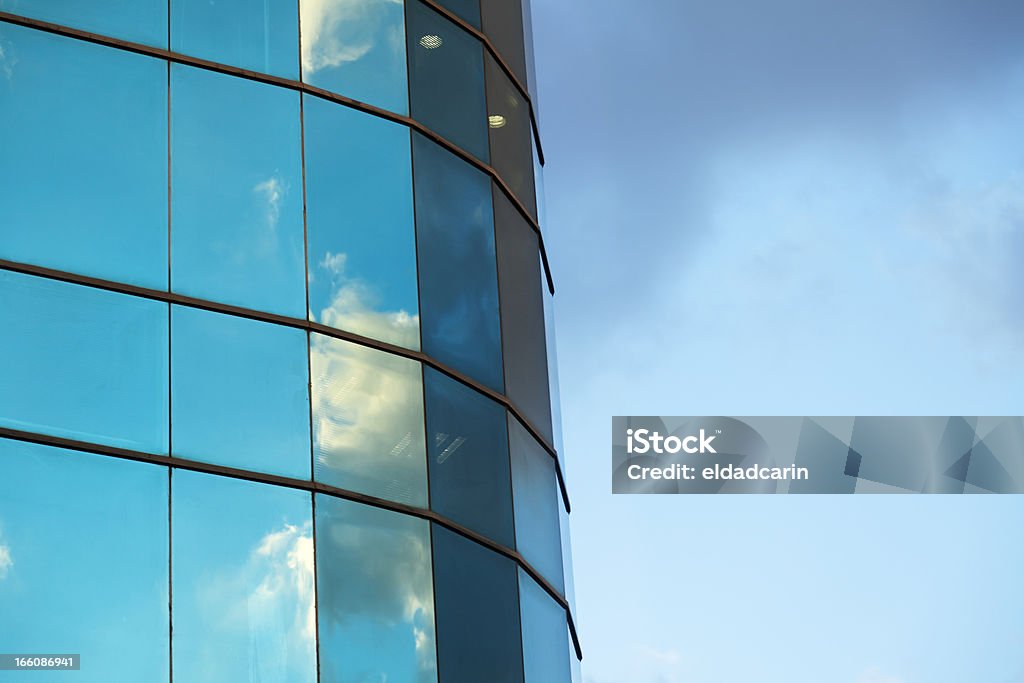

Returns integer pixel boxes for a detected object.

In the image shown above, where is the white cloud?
[300,0,402,76]
[0,542,12,579]
[0,39,17,81]
[253,175,285,234]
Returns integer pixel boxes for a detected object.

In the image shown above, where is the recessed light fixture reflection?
[488,115,507,128]
[419,34,443,49]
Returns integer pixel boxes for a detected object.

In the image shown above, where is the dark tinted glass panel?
[173,470,316,683]
[509,416,563,593]
[0,0,167,47]
[311,334,428,507]
[300,0,408,114]
[424,368,513,547]
[0,24,167,289]
[413,135,503,393]
[480,0,527,87]
[518,568,571,683]
[486,55,536,216]
[316,496,437,683]
[542,258,566,471]
[494,187,552,441]
[432,0,479,28]
[432,525,523,683]
[0,271,169,453]
[171,66,305,318]
[0,439,168,683]
[407,1,488,162]
[172,306,311,479]
[304,96,420,350]
[171,0,298,78]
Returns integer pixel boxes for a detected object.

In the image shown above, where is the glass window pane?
[0,271,169,453]
[424,367,513,548]
[0,24,168,290]
[480,0,527,86]
[509,415,563,594]
[494,186,551,442]
[311,334,428,507]
[486,56,536,216]
[432,525,523,683]
[407,0,489,162]
[0,439,168,683]
[316,495,437,683]
[171,66,305,318]
[0,0,168,47]
[304,96,420,350]
[171,306,311,479]
[431,0,480,29]
[518,568,571,683]
[300,0,408,114]
[413,134,503,393]
[171,0,298,78]
[173,470,316,683]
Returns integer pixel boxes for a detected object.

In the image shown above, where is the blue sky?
[532,1,1024,681]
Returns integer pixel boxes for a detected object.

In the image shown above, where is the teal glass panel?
[0,438,169,683]
[424,368,513,548]
[171,306,311,479]
[0,271,168,453]
[0,24,167,289]
[300,0,408,114]
[311,333,428,507]
[171,0,299,78]
[432,525,523,683]
[0,0,167,47]
[304,96,420,350]
[316,496,437,683]
[173,470,316,683]
[518,568,571,683]
[509,415,564,593]
[413,135,503,393]
[171,66,305,318]
[407,0,488,161]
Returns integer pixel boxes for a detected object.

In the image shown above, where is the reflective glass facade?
[0,1,576,680]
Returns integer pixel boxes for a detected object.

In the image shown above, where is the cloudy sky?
[532,1,1024,682]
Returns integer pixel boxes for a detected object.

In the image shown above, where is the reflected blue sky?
[413,135,504,393]
[171,0,298,79]
[0,271,168,453]
[304,96,420,350]
[0,23,167,290]
[172,65,306,318]
[311,333,428,507]
[300,0,408,114]
[0,439,169,683]
[316,495,436,683]
[0,0,167,47]
[173,470,315,683]
[171,306,311,479]
[519,567,571,683]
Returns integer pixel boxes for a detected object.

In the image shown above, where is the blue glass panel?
[173,470,316,683]
[413,135,503,393]
[0,24,167,289]
[509,415,564,593]
[432,525,523,683]
[171,0,299,78]
[0,271,169,453]
[316,495,437,683]
[171,66,305,318]
[0,439,168,683]
[311,333,427,507]
[0,0,167,47]
[300,0,408,114]
[407,1,489,161]
[518,568,571,683]
[432,0,480,29]
[559,499,577,619]
[424,368,513,547]
[171,306,311,479]
[304,96,420,349]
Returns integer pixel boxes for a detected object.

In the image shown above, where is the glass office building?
[0,1,580,681]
